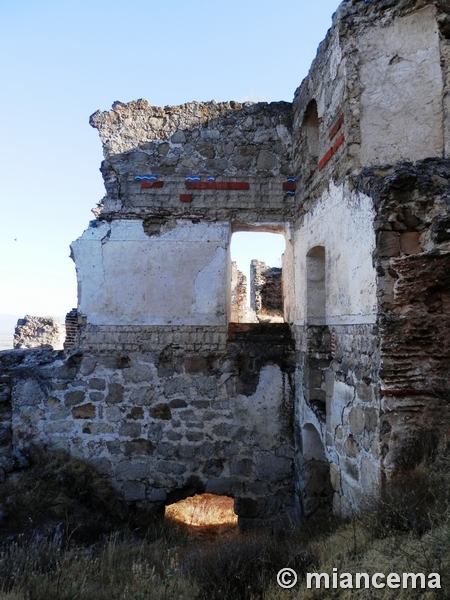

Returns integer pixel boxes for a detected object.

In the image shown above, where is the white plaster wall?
[71,220,230,326]
[231,365,287,452]
[359,6,444,166]
[293,182,377,325]
[282,228,295,324]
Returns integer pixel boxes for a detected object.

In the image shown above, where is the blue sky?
[0,0,341,317]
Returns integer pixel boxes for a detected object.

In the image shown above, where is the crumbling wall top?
[90,99,293,172]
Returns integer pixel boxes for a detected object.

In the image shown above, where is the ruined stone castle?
[1,0,450,529]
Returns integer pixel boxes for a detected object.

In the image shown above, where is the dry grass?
[0,447,130,543]
[1,444,450,599]
[261,439,450,600]
[0,533,197,600]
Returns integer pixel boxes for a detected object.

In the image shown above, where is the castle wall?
[292,183,377,326]
[356,159,450,479]
[2,0,450,527]
[3,324,295,529]
[359,6,444,166]
[72,220,229,327]
[290,182,380,517]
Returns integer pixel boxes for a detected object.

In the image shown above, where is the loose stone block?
[64,391,85,406]
[91,457,111,476]
[106,383,124,404]
[79,356,97,376]
[148,487,167,502]
[344,435,359,458]
[89,378,106,390]
[150,404,171,420]
[400,232,422,255]
[377,232,400,257]
[255,455,292,482]
[123,481,146,502]
[72,403,95,419]
[124,439,155,456]
[330,465,341,492]
[115,460,148,480]
[127,407,144,420]
[364,408,378,432]
[14,380,45,407]
[119,422,141,438]
[349,405,365,435]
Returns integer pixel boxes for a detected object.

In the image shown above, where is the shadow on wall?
[300,423,333,517]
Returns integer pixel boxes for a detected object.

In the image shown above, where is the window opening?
[230,231,286,323]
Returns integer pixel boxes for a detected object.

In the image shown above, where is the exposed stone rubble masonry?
[1,0,450,527]
[14,316,65,351]
[3,326,295,528]
[250,260,283,323]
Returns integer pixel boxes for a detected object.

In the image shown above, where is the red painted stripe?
[186,181,249,190]
[141,181,164,189]
[318,148,333,170]
[180,194,193,202]
[329,111,344,141]
[318,134,345,170]
[333,132,345,152]
[283,182,297,191]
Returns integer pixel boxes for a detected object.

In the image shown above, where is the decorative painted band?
[283,182,297,191]
[141,181,164,189]
[134,174,157,181]
[318,133,345,171]
[185,182,249,190]
[180,194,193,202]
[329,110,344,141]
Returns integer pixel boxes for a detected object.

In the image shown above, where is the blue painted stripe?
[285,190,295,196]
[286,176,296,182]
[185,175,201,182]
[206,175,216,182]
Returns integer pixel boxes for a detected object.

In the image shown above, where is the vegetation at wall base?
[0,445,449,599]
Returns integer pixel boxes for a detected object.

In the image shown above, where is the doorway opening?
[229,231,286,323]
[165,493,238,528]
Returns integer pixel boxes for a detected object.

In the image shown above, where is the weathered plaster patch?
[359,6,444,165]
[292,182,377,325]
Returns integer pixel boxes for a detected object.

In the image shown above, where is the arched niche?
[306,246,326,324]
[302,100,319,170]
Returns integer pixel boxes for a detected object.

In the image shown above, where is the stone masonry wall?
[5,324,295,529]
[292,0,450,209]
[14,316,65,351]
[3,0,449,529]
[89,100,295,225]
[292,323,380,518]
[355,159,450,478]
[230,262,258,323]
[250,260,283,323]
